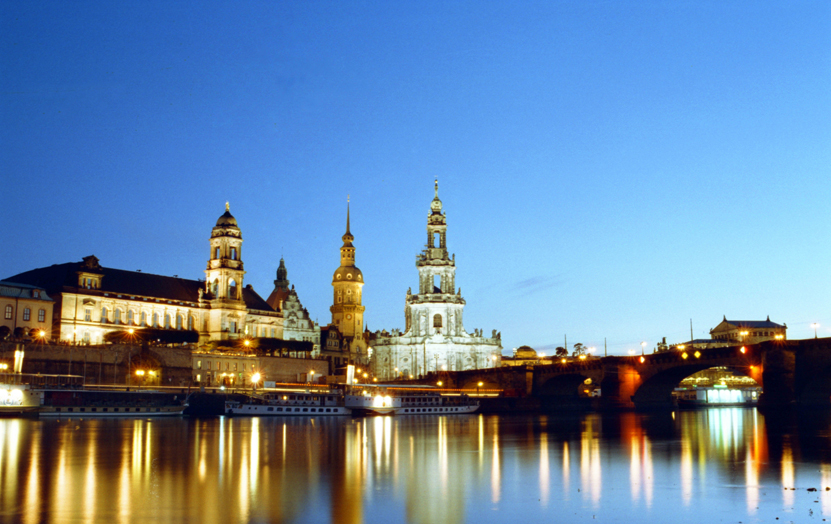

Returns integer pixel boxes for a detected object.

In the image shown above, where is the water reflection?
[3,409,831,523]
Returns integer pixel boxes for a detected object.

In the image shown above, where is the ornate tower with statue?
[371,181,502,380]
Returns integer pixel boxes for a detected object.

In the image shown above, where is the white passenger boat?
[224,391,351,416]
[345,386,479,416]
[0,383,41,416]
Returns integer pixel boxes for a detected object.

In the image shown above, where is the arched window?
[152,312,158,327]
[127,310,134,325]
[433,314,442,329]
[176,314,183,330]
[140,312,146,326]
[433,275,441,293]
[214,247,220,259]
[101,307,108,323]
[211,279,219,296]
[231,247,237,260]
[228,278,237,299]
[164,313,171,329]
[187,315,193,330]
[114,309,122,324]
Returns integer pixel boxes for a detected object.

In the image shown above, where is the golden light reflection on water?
[3,409,831,523]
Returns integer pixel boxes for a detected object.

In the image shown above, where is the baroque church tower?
[330,201,365,340]
[204,203,248,339]
[371,181,502,380]
[406,180,465,337]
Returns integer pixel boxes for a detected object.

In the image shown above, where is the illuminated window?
[38,309,45,322]
[140,311,146,326]
[4,305,11,320]
[164,314,171,329]
[127,310,134,325]
[84,308,91,322]
[101,307,108,323]
[152,312,158,327]
[187,315,193,330]
[23,308,30,321]
[114,309,121,324]
[176,314,183,330]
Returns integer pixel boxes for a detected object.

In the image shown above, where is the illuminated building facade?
[5,205,282,345]
[371,181,501,379]
[0,281,55,339]
[709,316,787,344]
[266,257,320,355]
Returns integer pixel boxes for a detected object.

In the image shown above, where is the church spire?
[342,196,354,246]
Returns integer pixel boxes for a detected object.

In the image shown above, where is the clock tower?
[330,200,365,343]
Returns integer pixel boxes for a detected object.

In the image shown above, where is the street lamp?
[477,381,483,395]
[641,341,646,355]
[309,369,315,384]
[251,372,261,391]
[812,323,820,339]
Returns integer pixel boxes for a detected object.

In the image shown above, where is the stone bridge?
[433,338,831,409]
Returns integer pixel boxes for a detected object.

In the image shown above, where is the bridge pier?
[759,346,796,408]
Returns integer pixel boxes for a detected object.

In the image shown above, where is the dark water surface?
[2,409,831,523]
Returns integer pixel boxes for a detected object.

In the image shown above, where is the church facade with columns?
[370,182,502,380]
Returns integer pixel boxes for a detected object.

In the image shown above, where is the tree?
[0,326,9,341]
[555,346,568,358]
[572,343,587,357]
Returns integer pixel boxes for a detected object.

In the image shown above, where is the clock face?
[346,314,352,320]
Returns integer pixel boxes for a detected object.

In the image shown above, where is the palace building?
[371,181,502,380]
[5,205,282,345]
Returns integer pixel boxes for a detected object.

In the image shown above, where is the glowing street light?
[309,369,315,383]
[812,323,820,339]
[641,341,647,355]
[437,381,443,387]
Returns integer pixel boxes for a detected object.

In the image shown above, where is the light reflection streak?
[563,441,570,500]
[782,441,794,507]
[84,432,96,523]
[680,437,692,505]
[439,416,448,489]
[745,447,758,514]
[539,436,549,507]
[491,428,500,503]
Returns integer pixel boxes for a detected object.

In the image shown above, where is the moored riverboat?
[345,386,479,416]
[0,383,41,416]
[38,389,188,417]
[225,390,351,416]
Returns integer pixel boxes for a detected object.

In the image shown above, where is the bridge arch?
[538,373,592,397]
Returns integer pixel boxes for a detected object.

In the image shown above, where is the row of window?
[4,305,47,322]
[715,331,781,340]
[85,308,194,330]
[195,360,250,372]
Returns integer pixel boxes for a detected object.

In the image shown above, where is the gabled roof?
[723,319,785,329]
[5,260,275,312]
[0,281,54,301]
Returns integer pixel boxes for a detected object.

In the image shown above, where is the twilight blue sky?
[2,1,829,355]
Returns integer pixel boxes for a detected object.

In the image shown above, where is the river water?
[2,409,830,523]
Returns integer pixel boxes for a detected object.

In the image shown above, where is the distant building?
[710,316,787,344]
[0,281,55,339]
[266,258,320,356]
[4,205,282,345]
[501,346,544,367]
[371,181,502,380]
[662,315,788,351]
